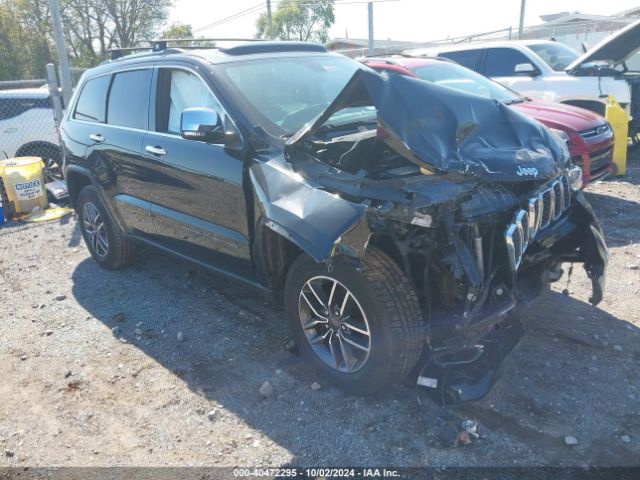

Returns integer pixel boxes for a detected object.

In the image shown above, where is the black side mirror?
[180,107,231,144]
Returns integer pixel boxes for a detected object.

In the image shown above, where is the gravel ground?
[0,157,639,469]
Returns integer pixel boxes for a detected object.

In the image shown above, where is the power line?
[192,0,401,35]
[193,2,265,33]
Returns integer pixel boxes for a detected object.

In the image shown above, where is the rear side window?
[440,49,483,72]
[0,97,53,120]
[74,76,110,122]
[0,99,27,120]
[107,69,151,130]
[484,48,532,76]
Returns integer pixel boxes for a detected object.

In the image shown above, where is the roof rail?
[219,41,327,55]
[106,39,327,61]
[107,38,263,61]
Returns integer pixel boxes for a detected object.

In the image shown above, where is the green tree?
[256,0,335,43]
[160,22,193,39]
[104,0,172,48]
[159,23,216,48]
[0,0,174,80]
[0,0,53,80]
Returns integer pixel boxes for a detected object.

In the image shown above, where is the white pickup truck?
[408,19,640,141]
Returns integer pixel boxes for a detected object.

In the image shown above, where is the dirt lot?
[1,157,639,469]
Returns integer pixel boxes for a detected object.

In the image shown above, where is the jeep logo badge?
[516,166,539,177]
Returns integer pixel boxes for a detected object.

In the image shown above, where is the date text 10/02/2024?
[232,468,401,477]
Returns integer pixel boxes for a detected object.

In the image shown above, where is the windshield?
[528,42,579,71]
[410,62,521,104]
[219,55,372,136]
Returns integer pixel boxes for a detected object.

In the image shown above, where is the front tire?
[284,247,423,395]
[77,186,135,270]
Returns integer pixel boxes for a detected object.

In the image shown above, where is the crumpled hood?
[566,19,640,73]
[287,69,569,181]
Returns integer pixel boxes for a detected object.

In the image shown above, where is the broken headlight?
[568,165,583,191]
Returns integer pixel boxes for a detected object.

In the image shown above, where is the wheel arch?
[254,219,414,300]
[64,165,95,208]
[253,219,304,291]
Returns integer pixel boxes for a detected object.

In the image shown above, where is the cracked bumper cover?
[419,191,608,405]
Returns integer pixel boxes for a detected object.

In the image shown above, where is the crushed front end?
[388,177,609,405]
[280,68,608,404]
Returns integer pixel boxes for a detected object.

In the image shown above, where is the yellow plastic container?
[605,96,629,176]
[0,157,48,215]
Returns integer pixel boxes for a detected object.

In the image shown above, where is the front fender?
[249,159,371,263]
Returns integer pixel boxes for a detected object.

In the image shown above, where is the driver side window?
[156,68,224,135]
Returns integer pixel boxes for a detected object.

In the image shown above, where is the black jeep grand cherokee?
[61,41,608,404]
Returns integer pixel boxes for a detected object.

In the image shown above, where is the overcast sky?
[168,0,640,42]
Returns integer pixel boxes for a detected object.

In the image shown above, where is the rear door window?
[439,49,483,72]
[107,69,152,130]
[74,75,111,123]
[484,47,532,76]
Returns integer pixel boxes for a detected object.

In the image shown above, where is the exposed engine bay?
[310,129,420,180]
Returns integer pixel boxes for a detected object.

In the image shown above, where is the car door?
[0,98,25,159]
[439,48,484,73]
[481,47,548,100]
[72,68,156,236]
[143,65,252,276]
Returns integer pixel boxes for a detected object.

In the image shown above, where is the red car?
[362,57,614,186]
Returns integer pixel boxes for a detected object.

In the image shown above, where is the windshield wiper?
[504,98,525,105]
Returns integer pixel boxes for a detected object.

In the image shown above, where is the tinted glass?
[219,56,362,136]
[410,63,520,103]
[74,75,111,122]
[528,42,579,71]
[484,48,532,76]
[107,69,151,129]
[440,49,483,71]
[156,69,224,134]
[0,96,51,121]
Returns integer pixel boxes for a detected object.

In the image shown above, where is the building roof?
[538,12,631,26]
[614,6,640,17]
[327,37,417,50]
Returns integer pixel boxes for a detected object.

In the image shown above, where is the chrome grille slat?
[549,187,556,222]
[504,175,572,272]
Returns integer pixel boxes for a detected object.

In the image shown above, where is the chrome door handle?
[89,133,104,143]
[3,128,18,133]
[145,145,166,156]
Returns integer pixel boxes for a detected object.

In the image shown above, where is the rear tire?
[76,186,135,270]
[284,247,423,395]
[18,144,63,182]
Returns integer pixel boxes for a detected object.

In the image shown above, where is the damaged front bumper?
[418,189,608,405]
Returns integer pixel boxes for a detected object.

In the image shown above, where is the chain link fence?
[0,69,65,183]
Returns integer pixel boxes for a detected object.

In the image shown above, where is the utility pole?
[368,2,374,56]
[48,0,73,107]
[518,0,526,39]
[267,0,273,39]
[45,64,63,127]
